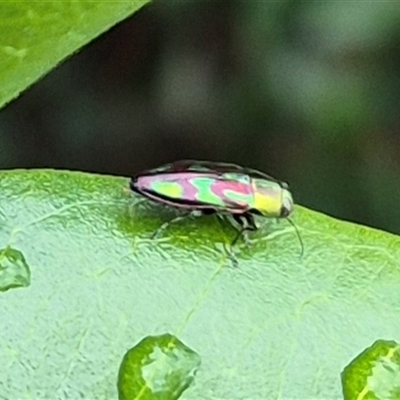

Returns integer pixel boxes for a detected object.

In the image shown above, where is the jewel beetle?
[129,160,301,253]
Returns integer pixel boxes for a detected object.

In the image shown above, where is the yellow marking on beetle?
[152,181,183,199]
[252,181,281,217]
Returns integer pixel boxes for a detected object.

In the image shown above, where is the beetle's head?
[252,179,294,218]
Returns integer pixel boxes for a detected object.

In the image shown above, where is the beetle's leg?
[151,212,192,239]
[230,214,257,247]
[199,210,241,267]
[230,213,258,247]
[231,216,245,246]
[201,209,216,216]
[243,213,258,230]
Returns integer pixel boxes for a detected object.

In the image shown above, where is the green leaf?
[0,0,150,109]
[0,169,399,399]
[342,339,400,400]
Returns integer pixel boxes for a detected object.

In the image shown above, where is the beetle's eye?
[280,194,293,217]
[280,206,290,218]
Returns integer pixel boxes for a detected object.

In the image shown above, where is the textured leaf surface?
[0,169,399,399]
[0,0,150,109]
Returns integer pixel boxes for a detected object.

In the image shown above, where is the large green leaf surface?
[0,0,150,109]
[0,169,399,399]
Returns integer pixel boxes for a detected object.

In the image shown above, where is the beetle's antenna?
[287,218,304,258]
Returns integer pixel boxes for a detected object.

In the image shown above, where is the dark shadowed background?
[1,1,400,234]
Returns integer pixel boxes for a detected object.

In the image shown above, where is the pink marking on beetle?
[210,177,253,208]
[133,171,254,212]
[134,175,158,191]
[136,172,210,203]
[179,174,202,199]
[135,173,197,192]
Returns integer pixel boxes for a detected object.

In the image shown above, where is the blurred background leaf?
[2,1,400,237]
[0,0,150,108]
[0,170,399,398]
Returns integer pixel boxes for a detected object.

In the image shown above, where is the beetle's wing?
[135,160,283,184]
[134,160,241,176]
[131,171,253,213]
[238,167,281,183]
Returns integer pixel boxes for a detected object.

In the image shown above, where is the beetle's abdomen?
[134,172,254,211]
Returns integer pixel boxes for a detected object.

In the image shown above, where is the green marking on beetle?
[188,164,210,172]
[190,177,226,206]
[223,189,253,205]
[152,181,183,199]
[222,172,251,184]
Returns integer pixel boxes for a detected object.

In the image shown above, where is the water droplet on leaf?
[0,247,31,292]
[118,333,201,400]
[341,339,400,399]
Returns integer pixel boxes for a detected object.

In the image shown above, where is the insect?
[130,160,300,256]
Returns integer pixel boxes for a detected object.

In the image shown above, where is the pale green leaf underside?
[0,0,150,109]
[0,169,399,399]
